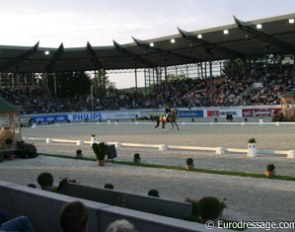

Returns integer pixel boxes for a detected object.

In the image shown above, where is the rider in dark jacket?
[165,105,171,119]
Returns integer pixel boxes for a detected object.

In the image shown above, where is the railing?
[23,135,295,159]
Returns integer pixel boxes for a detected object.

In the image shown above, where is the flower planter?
[265,170,276,178]
[133,158,141,164]
[247,143,257,157]
[97,160,105,166]
[185,164,194,170]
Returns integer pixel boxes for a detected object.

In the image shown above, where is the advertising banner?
[33,114,69,123]
[219,109,242,117]
[242,108,280,117]
[178,110,204,118]
[207,110,220,117]
[69,112,102,121]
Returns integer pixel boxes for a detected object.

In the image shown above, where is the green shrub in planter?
[92,142,108,161]
[76,149,83,158]
[248,138,256,143]
[265,164,276,178]
[266,164,275,172]
[185,158,194,170]
[186,158,194,165]
[17,141,38,158]
[133,153,141,163]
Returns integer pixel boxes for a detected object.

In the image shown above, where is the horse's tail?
[155,116,160,128]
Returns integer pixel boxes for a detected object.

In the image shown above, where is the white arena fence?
[23,120,295,159]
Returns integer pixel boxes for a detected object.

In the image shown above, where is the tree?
[222,58,245,78]
[47,71,91,98]
[92,70,116,98]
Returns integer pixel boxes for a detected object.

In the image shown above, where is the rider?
[165,105,171,120]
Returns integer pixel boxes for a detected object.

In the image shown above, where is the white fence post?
[216,147,224,155]
[90,135,97,144]
[114,142,121,148]
[159,144,168,151]
[287,150,295,159]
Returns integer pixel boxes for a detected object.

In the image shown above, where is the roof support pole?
[293,55,295,89]
[264,45,269,86]
[209,58,213,106]
[134,68,138,92]
[164,66,170,105]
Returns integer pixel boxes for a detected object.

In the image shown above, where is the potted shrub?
[198,196,222,224]
[247,138,257,157]
[265,164,276,178]
[17,141,38,158]
[133,153,141,164]
[185,158,194,170]
[76,149,83,158]
[92,142,108,166]
[37,172,54,191]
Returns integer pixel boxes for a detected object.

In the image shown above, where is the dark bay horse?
[155,109,179,130]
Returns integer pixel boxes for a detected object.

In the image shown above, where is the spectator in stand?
[0,214,35,232]
[60,201,89,232]
[105,219,137,232]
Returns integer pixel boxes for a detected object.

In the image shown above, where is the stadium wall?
[25,105,281,124]
[0,180,217,232]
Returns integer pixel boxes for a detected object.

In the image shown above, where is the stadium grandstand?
[0,13,294,116]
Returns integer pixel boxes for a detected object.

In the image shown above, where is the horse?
[155,109,179,130]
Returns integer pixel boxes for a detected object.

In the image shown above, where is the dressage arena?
[2,121,295,230]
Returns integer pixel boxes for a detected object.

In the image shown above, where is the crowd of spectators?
[0,72,293,114]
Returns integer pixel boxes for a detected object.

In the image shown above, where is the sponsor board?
[178,110,204,118]
[33,114,69,123]
[242,108,280,117]
[207,110,220,117]
[69,112,102,121]
[101,112,139,120]
[219,110,242,117]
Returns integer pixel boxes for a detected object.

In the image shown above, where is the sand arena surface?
[2,122,295,231]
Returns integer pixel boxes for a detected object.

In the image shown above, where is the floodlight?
[149,42,154,47]
[223,29,229,35]
[44,50,50,55]
[289,18,295,24]
[197,34,202,39]
[170,38,175,44]
[256,24,262,29]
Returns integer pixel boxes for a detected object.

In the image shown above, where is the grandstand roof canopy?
[0,13,294,73]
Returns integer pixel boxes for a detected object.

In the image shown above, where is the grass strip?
[39,153,295,181]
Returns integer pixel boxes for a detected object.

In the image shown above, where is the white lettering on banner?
[101,112,139,119]
[253,109,275,117]
[72,113,101,121]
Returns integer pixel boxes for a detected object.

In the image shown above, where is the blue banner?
[33,114,69,123]
[178,110,204,118]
